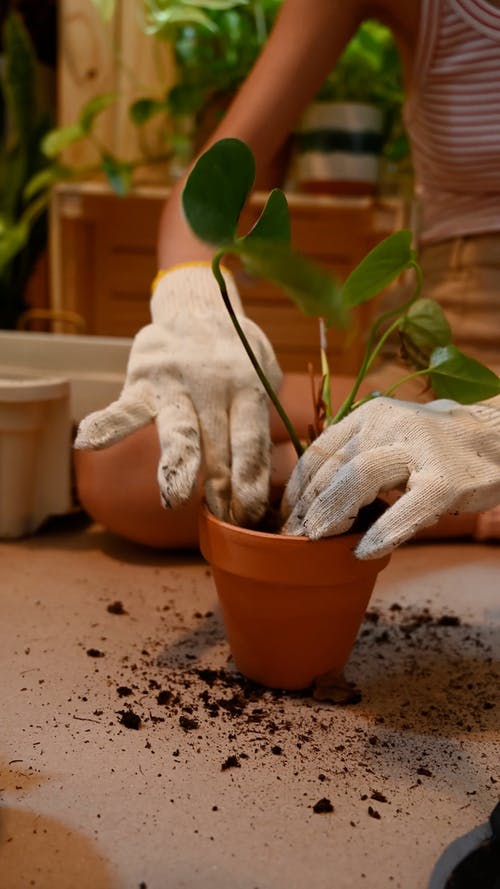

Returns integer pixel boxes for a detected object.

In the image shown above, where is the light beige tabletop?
[0,516,498,889]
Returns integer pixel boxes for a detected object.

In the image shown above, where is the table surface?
[1,515,498,889]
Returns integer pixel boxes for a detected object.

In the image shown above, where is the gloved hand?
[282,396,500,559]
[74,264,282,525]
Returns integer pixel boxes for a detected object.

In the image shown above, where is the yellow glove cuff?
[152,262,232,294]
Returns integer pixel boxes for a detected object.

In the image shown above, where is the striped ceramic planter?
[295,101,384,195]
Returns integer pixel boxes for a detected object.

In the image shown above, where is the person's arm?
[157,0,369,267]
[74,0,375,529]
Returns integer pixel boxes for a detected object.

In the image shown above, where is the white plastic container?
[0,330,131,422]
[0,374,71,538]
[0,330,132,537]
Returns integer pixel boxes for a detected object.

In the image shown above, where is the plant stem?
[212,251,304,457]
[330,259,423,423]
[319,318,332,419]
[382,365,433,397]
[20,191,50,229]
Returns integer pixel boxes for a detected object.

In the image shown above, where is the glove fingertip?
[158,463,197,511]
[73,430,89,450]
[354,519,409,560]
[353,536,390,561]
[204,488,230,524]
[230,491,268,528]
[73,418,110,450]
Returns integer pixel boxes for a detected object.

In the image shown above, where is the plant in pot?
[0,11,56,329]
[144,0,282,156]
[293,19,409,196]
[85,0,283,184]
[181,137,499,693]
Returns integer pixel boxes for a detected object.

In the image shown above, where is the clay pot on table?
[198,503,390,691]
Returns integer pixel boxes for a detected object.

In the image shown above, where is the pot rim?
[199,503,391,579]
[200,500,363,545]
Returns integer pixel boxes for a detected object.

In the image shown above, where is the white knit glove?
[282,397,500,559]
[74,264,282,525]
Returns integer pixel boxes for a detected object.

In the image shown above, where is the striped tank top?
[404,0,500,244]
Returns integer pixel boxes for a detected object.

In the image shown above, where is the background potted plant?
[144,0,282,164]
[82,0,283,183]
[293,20,409,195]
[0,10,56,330]
[181,137,499,691]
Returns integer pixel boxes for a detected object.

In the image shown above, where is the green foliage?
[242,189,290,245]
[43,0,274,195]
[429,346,500,403]
[182,138,499,452]
[342,230,414,306]
[101,155,134,196]
[240,241,345,328]
[319,21,402,108]
[182,137,256,243]
[143,0,250,36]
[160,0,282,121]
[42,122,85,158]
[129,97,167,126]
[90,1,281,146]
[40,86,173,198]
[317,20,408,162]
[0,12,54,328]
[41,92,117,158]
[182,139,346,328]
[399,298,452,368]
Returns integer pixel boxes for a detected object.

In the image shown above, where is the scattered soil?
[368,805,381,820]
[313,797,334,814]
[70,593,499,830]
[221,755,241,771]
[107,600,127,615]
[118,709,141,730]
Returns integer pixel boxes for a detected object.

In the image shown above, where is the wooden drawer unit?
[50,183,402,373]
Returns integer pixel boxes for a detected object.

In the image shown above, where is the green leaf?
[129,98,166,126]
[342,229,414,306]
[167,83,205,117]
[144,6,218,35]
[430,345,500,403]
[242,189,290,246]
[0,219,30,272]
[399,298,452,369]
[184,0,249,7]
[237,240,347,328]
[182,138,255,245]
[144,0,249,37]
[101,155,133,196]
[79,92,117,133]
[169,131,193,161]
[42,123,85,158]
[4,13,37,152]
[24,165,73,201]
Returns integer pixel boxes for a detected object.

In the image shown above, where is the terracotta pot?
[198,504,390,690]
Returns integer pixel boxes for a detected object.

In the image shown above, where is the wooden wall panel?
[58,0,176,171]
[50,183,401,372]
